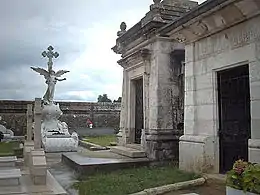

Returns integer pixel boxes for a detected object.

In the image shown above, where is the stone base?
[145,130,181,161]
[0,156,17,167]
[179,135,216,173]
[29,149,47,185]
[0,169,21,186]
[31,175,47,185]
[23,141,34,167]
[43,137,78,152]
[249,139,260,164]
[110,146,146,158]
[116,129,126,146]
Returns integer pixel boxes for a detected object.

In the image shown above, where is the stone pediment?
[112,0,198,55]
[159,0,260,43]
[118,49,151,70]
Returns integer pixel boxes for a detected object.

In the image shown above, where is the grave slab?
[0,168,21,186]
[0,156,17,167]
[110,146,146,158]
[0,169,66,195]
[62,152,150,176]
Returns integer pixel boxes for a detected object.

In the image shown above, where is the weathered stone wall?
[0,100,120,136]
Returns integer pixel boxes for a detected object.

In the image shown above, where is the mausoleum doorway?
[217,65,251,173]
[134,78,144,144]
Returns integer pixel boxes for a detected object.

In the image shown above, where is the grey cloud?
[0,0,154,101]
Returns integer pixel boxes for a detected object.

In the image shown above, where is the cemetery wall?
[0,100,121,136]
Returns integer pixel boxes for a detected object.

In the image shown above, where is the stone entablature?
[160,0,260,44]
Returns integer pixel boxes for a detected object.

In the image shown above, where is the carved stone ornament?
[117,22,127,37]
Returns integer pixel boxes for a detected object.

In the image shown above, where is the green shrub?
[226,160,260,194]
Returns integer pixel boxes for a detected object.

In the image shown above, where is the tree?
[97,94,112,102]
[113,97,122,103]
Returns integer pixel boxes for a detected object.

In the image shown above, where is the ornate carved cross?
[42,46,59,72]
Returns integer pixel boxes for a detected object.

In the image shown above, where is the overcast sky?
[0,0,205,102]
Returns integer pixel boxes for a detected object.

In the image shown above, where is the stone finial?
[117,22,127,37]
[150,0,163,22]
[153,0,162,5]
[151,0,162,9]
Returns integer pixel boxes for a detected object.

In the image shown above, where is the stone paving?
[46,153,78,195]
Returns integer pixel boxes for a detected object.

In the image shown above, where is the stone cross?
[26,104,33,141]
[42,46,59,72]
[34,98,42,149]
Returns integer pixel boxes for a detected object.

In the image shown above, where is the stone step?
[126,144,142,150]
[0,156,17,167]
[110,146,146,158]
[182,194,199,195]
[0,168,21,186]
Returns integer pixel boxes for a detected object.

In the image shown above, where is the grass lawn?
[0,141,20,157]
[73,165,200,195]
[83,135,116,147]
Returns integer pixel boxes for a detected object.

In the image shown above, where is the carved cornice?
[159,0,260,43]
[112,1,198,55]
[112,21,166,55]
[117,49,151,70]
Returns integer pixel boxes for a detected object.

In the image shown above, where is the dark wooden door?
[135,78,144,144]
[218,65,251,173]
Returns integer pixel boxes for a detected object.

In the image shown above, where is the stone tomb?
[62,152,150,176]
[31,46,79,153]
[0,156,17,167]
[0,124,14,139]
[111,0,197,161]
[0,169,21,186]
[158,0,260,173]
[0,156,21,186]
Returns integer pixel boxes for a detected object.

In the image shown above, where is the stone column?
[248,58,260,164]
[34,98,42,149]
[127,79,136,143]
[146,38,183,160]
[117,69,128,146]
[26,104,33,141]
[141,49,151,150]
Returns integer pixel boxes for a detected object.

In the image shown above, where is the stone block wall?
[0,100,120,136]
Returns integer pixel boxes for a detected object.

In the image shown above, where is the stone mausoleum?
[113,0,260,173]
[112,0,198,160]
[159,0,260,173]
